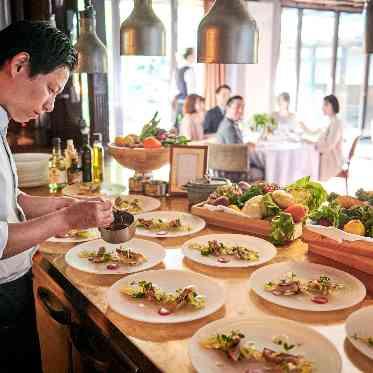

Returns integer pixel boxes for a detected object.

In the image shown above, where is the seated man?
[203,84,231,135]
[215,96,264,181]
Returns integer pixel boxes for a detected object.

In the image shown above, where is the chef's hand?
[63,199,114,229]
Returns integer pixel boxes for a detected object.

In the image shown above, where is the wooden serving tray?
[191,203,302,241]
[304,228,373,275]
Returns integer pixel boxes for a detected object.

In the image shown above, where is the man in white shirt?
[0,21,113,372]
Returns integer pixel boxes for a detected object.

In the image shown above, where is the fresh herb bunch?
[271,212,295,246]
[139,112,161,140]
[261,194,281,218]
[237,185,264,208]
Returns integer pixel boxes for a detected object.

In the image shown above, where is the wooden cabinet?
[33,259,75,373]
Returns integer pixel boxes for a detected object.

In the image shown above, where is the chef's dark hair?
[324,94,340,114]
[0,20,77,77]
[216,84,231,94]
[226,95,244,107]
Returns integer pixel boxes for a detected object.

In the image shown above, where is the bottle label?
[49,168,67,184]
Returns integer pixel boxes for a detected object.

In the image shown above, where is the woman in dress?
[316,95,344,181]
[179,94,205,141]
[272,92,298,134]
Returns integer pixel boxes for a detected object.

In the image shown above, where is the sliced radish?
[106,263,119,270]
[158,307,172,316]
[217,256,230,263]
[311,295,328,304]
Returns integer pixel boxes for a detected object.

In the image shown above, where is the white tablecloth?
[255,141,320,186]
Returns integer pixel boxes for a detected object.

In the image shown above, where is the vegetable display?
[310,193,373,238]
[114,112,189,149]
[204,177,324,245]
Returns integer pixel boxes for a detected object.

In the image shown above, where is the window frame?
[283,5,370,132]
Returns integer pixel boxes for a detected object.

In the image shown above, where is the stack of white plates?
[14,153,50,188]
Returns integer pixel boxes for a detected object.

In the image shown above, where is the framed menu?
[169,145,208,195]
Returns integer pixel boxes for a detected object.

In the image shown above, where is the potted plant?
[251,113,277,140]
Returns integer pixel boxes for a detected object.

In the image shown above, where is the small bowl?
[99,211,136,244]
[143,180,168,197]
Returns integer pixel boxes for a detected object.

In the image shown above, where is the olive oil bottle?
[92,133,104,183]
[48,137,67,193]
[82,134,93,183]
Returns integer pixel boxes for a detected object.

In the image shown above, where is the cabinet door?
[33,263,74,373]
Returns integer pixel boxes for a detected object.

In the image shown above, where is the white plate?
[114,195,161,214]
[182,234,277,268]
[249,261,366,312]
[47,228,100,243]
[135,211,206,238]
[65,238,165,275]
[107,269,225,323]
[189,317,342,373]
[63,183,126,199]
[346,305,373,360]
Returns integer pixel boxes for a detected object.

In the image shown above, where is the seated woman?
[179,94,205,141]
[316,95,344,181]
[272,92,298,134]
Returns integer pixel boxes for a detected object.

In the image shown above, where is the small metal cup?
[99,211,136,244]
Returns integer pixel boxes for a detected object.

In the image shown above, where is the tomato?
[285,203,307,223]
[143,136,162,148]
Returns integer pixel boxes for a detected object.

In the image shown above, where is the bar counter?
[27,186,373,373]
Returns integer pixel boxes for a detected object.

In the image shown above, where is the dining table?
[27,183,373,373]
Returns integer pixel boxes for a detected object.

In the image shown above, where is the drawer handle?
[37,287,71,326]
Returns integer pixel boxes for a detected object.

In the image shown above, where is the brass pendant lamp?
[197,0,259,64]
[74,0,108,73]
[120,0,166,56]
[366,0,373,53]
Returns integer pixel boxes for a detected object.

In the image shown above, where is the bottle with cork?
[92,132,104,183]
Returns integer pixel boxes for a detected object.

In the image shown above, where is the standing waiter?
[0,21,114,372]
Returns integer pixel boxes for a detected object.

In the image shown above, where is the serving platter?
[249,261,366,312]
[107,269,225,323]
[65,238,165,275]
[189,317,342,373]
[114,194,161,214]
[182,234,277,268]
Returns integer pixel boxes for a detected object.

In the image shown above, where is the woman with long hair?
[179,94,205,141]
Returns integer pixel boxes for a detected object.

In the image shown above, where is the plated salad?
[265,272,344,304]
[121,281,205,316]
[55,229,97,240]
[352,334,373,348]
[136,217,191,234]
[189,240,259,263]
[115,196,142,214]
[201,330,313,372]
[204,177,327,245]
[78,246,147,270]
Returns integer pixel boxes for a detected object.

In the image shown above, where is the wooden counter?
[27,186,373,373]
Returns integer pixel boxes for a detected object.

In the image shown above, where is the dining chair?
[336,135,360,195]
[207,143,263,183]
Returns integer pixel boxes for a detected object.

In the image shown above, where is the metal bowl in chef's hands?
[99,210,136,244]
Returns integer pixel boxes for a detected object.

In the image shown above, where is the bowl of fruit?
[109,112,189,174]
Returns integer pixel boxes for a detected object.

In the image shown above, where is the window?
[105,0,205,138]
[277,7,368,132]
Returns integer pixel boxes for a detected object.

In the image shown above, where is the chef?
[0,21,113,372]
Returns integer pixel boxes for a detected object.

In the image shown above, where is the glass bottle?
[48,137,67,193]
[92,132,104,183]
[67,155,82,185]
[82,134,93,183]
[64,139,77,169]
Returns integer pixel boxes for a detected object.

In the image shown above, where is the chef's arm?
[17,191,75,219]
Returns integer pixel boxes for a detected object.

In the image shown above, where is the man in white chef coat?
[0,21,113,372]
